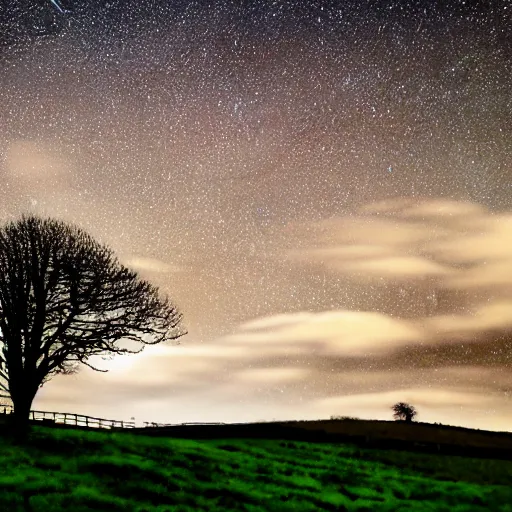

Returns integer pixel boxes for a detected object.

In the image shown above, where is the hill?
[129,418,512,460]
[1,424,512,511]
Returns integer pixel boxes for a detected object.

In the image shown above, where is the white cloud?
[338,256,452,280]
[124,256,184,274]
[361,197,487,220]
[232,367,309,384]
[222,310,423,357]
[427,300,512,337]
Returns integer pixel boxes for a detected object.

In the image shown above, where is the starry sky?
[0,1,511,430]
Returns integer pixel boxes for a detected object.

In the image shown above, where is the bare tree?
[392,402,418,423]
[0,215,185,436]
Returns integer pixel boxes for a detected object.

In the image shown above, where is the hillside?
[1,424,512,511]
[129,418,512,459]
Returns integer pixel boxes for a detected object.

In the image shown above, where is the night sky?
[1,1,511,430]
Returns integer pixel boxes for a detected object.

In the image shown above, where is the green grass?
[0,426,511,511]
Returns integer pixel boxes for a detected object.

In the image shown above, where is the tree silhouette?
[0,215,185,437]
[392,402,418,423]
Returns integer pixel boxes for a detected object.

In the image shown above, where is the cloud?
[290,198,512,288]
[124,256,185,274]
[431,214,512,264]
[334,256,452,281]
[360,197,488,221]
[427,301,512,338]
[232,368,309,384]
[313,216,435,248]
[237,313,322,333]
[36,342,243,411]
[91,343,249,380]
[222,310,423,357]
[34,341,312,424]
[284,198,512,346]
[295,245,395,261]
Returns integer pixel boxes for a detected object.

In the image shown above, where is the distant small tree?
[392,402,417,423]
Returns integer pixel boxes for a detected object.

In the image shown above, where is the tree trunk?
[8,389,37,442]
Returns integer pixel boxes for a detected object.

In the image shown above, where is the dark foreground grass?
[1,426,512,511]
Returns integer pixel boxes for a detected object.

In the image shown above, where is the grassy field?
[1,425,512,511]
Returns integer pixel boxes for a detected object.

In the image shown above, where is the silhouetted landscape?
[1,0,511,510]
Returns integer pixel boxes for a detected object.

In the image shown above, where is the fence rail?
[142,421,225,428]
[0,405,135,430]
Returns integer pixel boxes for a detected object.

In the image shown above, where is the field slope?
[1,425,512,511]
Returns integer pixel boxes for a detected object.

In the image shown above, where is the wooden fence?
[0,405,226,430]
[0,405,135,430]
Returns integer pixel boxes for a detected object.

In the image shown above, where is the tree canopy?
[0,215,185,434]
[391,402,418,423]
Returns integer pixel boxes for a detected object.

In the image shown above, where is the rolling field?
[1,424,512,511]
